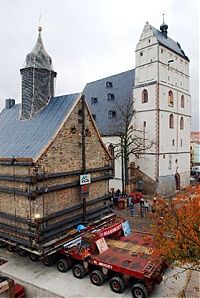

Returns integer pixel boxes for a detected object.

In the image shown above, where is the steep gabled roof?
[150,25,189,61]
[83,69,135,136]
[0,94,80,160]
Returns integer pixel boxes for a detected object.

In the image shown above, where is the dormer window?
[91,97,98,104]
[106,81,113,88]
[107,93,115,101]
[108,110,116,118]
[92,114,96,120]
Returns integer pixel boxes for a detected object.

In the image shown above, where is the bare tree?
[113,98,154,193]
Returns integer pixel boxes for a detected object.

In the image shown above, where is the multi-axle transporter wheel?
[57,258,72,273]
[7,244,16,253]
[109,276,125,293]
[30,253,39,262]
[18,248,28,257]
[72,263,86,279]
[42,255,56,267]
[131,283,148,298]
[90,270,105,286]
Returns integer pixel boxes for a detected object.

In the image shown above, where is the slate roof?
[0,93,80,160]
[150,25,189,61]
[83,69,135,136]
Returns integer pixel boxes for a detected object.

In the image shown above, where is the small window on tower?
[169,114,174,129]
[172,139,175,146]
[142,89,148,103]
[181,95,185,108]
[180,117,184,129]
[140,52,143,57]
[143,121,146,128]
[168,90,174,106]
[161,49,164,54]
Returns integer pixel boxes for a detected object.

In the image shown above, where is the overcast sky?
[0,0,199,129]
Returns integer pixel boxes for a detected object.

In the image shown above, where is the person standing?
[129,201,134,217]
[140,198,145,217]
[144,200,149,212]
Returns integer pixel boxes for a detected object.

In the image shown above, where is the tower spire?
[20,24,57,120]
[160,14,168,38]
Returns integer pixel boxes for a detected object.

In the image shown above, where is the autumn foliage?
[151,185,200,271]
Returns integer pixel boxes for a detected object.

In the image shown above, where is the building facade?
[84,21,191,194]
[191,132,200,165]
[133,21,190,193]
[0,28,112,252]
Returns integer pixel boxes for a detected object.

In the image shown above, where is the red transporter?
[60,223,167,298]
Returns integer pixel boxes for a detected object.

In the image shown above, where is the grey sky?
[0,0,199,129]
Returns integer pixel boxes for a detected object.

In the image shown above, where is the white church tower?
[133,19,191,193]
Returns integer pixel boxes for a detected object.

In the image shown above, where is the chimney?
[5,99,15,109]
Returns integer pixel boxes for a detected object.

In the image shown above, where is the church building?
[0,27,112,254]
[83,20,191,194]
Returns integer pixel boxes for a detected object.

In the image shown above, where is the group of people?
[129,198,149,217]
[114,188,157,218]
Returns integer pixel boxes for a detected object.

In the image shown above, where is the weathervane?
[38,15,42,32]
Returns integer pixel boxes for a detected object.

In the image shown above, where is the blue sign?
[122,220,131,236]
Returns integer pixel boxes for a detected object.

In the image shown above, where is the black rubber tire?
[109,276,125,294]
[18,248,27,257]
[57,258,72,273]
[30,253,40,262]
[90,270,105,286]
[7,244,16,252]
[131,283,148,298]
[72,263,86,279]
[42,255,55,267]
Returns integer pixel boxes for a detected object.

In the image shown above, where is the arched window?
[168,90,174,106]
[180,117,184,129]
[181,95,185,108]
[169,114,174,128]
[142,89,148,103]
[108,144,115,175]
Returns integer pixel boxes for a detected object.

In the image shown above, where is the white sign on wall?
[80,174,91,185]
